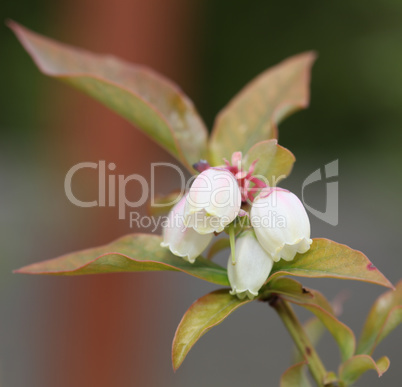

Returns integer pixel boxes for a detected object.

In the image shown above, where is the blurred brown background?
[1,0,402,386]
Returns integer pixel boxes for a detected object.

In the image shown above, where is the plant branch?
[270,296,328,386]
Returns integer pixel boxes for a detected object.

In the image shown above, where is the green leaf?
[208,52,316,165]
[263,277,314,301]
[9,21,208,171]
[15,234,229,286]
[280,361,312,387]
[268,278,355,361]
[339,355,390,386]
[323,372,339,386]
[357,280,402,355]
[269,238,393,289]
[243,140,296,186]
[172,289,251,370]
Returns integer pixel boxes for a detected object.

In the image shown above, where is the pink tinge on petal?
[235,170,247,179]
[213,152,272,204]
[222,163,238,175]
[242,177,269,203]
[231,151,242,168]
[223,158,231,167]
[238,209,249,217]
[246,159,259,178]
[250,188,312,263]
[249,176,268,189]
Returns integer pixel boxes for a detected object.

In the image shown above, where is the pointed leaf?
[339,355,390,386]
[357,280,402,355]
[15,234,229,286]
[243,140,296,186]
[266,277,333,313]
[9,21,208,171]
[209,52,316,165]
[269,238,393,289]
[323,371,339,386]
[262,277,313,301]
[268,278,355,361]
[172,289,251,370]
[280,361,311,387]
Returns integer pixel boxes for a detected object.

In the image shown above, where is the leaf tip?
[292,50,318,68]
[171,324,184,372]
[171,344,183,372]
[13,266,27,274]
[172,360,180,373]
[5,18,17,29]
[378,356,391,377]
[308,50,319,61]
[6,19,25,36]
[382,276,395,290]
[13,262,39,275]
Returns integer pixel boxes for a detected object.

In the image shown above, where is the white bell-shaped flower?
[227,231,274,300]
[161,195,213,263]
[185,168,241,234]
[250,188,312,262]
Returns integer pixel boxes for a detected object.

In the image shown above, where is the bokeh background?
[1,0,402,386]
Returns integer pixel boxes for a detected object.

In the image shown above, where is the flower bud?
[185,168,241,234]
[161,195,213,263]
[250,188,312,262]
[227,231,274,300]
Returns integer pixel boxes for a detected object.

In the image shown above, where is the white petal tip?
[229,288,257,300]
[160,242,197,263]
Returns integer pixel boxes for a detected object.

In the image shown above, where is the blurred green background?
[1,0,401,386]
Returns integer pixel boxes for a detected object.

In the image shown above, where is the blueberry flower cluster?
[161,152,312,299]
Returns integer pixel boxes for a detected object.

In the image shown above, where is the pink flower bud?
[250,188,312,262]
[185,168,241,234]
[161,195,213,263]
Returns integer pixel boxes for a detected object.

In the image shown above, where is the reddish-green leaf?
[15,234,229,286]
[9,21,208,171]
[323,372,339,386]
[243,140,296,187]
[357,280,402,355]
[280,361,311,387]
[268,278,355,361]
[208,52,316,165]
[269,238,393,289]
[339,355,390,386]
[263,277,314,301]
[172,289,251,370]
